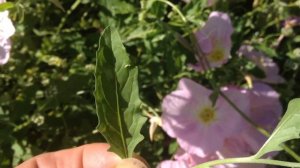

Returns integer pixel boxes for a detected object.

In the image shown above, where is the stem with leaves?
[140,0,187,23]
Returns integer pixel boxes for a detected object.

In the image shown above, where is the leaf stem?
[219,91,270,137]
[153,0,187,23]
[281,144,300,162]
[56,0,81,33]
[193,156,300,168]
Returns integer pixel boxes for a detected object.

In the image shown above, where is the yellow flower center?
[208,48,224,62]
[199,106,216,124]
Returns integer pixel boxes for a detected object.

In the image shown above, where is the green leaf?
[0,2,14,11]
[253,44,278,57]
[95,27,146,158]
[98,0,135,16]
[254,98,300,158]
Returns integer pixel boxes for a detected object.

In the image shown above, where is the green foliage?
[95,27,146,158]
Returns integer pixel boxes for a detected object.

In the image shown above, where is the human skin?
[16,143,148,168]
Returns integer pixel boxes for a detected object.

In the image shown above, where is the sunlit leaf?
[95,27,146,158]
[254,98,300,158]
[0,2,14,11]
[98,0,135,15]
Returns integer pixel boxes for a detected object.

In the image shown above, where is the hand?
[16,143,120,168]
[16,143,148,168]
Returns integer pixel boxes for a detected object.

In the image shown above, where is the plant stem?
[56,0,81,33]
[153,0,187,23]
[281,145,300,162]
[193,156,300,168]
[219,91,270,137]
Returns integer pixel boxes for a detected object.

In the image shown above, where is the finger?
[16,143,121,168]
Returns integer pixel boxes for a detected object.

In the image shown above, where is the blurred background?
[0,0,300,167]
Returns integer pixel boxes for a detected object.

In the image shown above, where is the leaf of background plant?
[95,27,147,158]
[254,44,278,57]
[98,0,135,16]
[0,2,14,11]
[254,98,300,158]
[49,0,65,12]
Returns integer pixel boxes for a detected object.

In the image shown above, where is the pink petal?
[194,11,233,69]
[238,45,285,84]
[0,11,15,39]
[220,86,251,133]
[162,79,249,157]
[249,82,282,129]
[0,39,11,65]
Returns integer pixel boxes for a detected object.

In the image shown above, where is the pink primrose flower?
[220,83,281,158]
[0,11,15,39]
[0,4,15,65]
[0,39,12,65]
[238,45,285,84]
[159,83,280,168]
[240,82,282,152]
[283,17,300,28]
[193,11,233,71]
[215,83,280,166]
[161,78,249,157]
[207,0,216,6]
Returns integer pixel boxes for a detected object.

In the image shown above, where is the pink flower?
[160,83,279,168]
[238,45,285,84]
[240,82,282,152]
[219,83,281,157]
[283,17,300,28]
[160,79,280,167]
[0,39,12,65]
[0,3,15,65]
[161,78,249,157]
[0,11,15,39]
[214,84,280,167]
[193,11,233,70]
